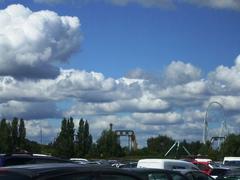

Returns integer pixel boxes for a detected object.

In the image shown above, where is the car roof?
[1,163,143,179]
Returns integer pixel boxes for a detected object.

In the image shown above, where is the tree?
[53,118,72,158]
[83,121,92,155]
[18,118,26,149]
[76,118,84,156]
[76,119,92,157]
[147,135,175,157]
[97,126,123,158]
[0,119,12,153]
[220,134,240,157]
[67,117,75,157]
[11,117,19,151]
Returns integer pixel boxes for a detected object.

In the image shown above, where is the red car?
[192,161,212,175]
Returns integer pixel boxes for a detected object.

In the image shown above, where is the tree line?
[1,117,240,160]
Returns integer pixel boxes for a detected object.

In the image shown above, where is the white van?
[223,157,240,166]
[137,159,199,170]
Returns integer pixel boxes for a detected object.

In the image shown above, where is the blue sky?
[0,0,240,147]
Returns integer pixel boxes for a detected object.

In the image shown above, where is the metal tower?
[203,101,228,145]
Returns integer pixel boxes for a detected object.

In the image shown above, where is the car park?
[0,163,144,180]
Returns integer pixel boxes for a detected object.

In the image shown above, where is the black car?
[125,168,188,180]
[0,153,71,167]
[177,169,214,180]
[0,163,144,180]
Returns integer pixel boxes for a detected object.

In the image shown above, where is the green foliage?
[220,134,240,157]
[18,118,26,149]
[147,135,175,157]
[97,127,123,158]
[0,119,12,153]
[11,117,19,150]
[76,118,84,156]
[53,117,75,158]
[75,119,92,157]
[1,116,240,161]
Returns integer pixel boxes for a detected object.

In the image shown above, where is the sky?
[0,0,240,148]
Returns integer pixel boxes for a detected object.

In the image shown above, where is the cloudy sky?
[0,0,240,147]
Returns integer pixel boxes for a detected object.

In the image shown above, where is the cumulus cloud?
[208,56,240,95]
[65,95,169,116]
[0,4,81,79]
[133,112,182,125]
[205,96,240,113]
[1,58,240,145]
[164,61,202,86]
[25,120,59,143]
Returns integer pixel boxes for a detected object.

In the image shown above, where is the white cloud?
[0,4,81,79]
[164,61,202,86]
[157,80,208,108]
[205,96,240,112]
[208,56,240,95]
[133,112,182,125]
[1,58,240,145]
[65,94,169,116]
[25,120,59,143]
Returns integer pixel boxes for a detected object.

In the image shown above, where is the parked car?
[178,170,214,180]
[208,167,231,179]
[125,168,188,180]
[137,159,199,170]
[223,157,240,167]
[0,163,144,180]
[192,160,212,175]
[215,166,240,180]
[0,153,71,166]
